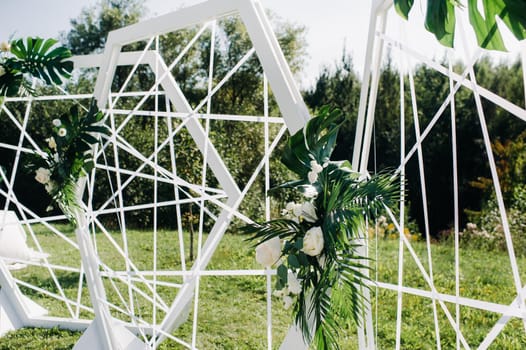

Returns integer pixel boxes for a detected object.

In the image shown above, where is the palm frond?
[242,218,303,245]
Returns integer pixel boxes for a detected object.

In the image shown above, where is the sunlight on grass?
[1,230,525,349]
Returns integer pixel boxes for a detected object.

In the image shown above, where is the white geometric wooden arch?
[355,1,526,349]
[70,0,313,349]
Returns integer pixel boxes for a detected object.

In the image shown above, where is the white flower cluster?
[33,119,68,197]
[53,119,67,137]
[254,197,326,311]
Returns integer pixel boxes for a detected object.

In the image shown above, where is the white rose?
[308,170,318,184]
[52,119,61,127]
[46,137,57,150]
[255,237,281,267]
[287,271,302,295]
[0,65,5,77]
[292,203,303,217]
[303,185,318,199]
[301,202,318,223]
[58,128,67,137]
[302,226,324,257]
[283,295,293,310]
[35,167,51,184]
[285,202,295,211]
[310,160,323,174]
[0,42,10,52]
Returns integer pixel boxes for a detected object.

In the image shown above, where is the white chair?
[0,210,49,268]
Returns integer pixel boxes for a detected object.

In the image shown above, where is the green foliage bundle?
[0,37,73,97]
[26,101,108,221]
[242,107,398,349]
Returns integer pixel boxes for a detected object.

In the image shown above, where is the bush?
[459,184,526,255]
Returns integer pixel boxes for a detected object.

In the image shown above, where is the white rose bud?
[58,128,67,137]
[0,65,5,77]
[310,160,323,174]
[287,271,302,295]
[308,170,318,184]
[301,202,318,223]
[283,295,293,310]
[302,226,324,257]
[0,42,11,52]
[255,237,281,267]
[52,119,61,127]
[35,167,51,185]
[46,137,57,150]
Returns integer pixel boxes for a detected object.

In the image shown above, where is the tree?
[62,0,145,55]
[59,1,308,227]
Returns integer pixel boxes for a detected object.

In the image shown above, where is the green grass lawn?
[1,228,525,349]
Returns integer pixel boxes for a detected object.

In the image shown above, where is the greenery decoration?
[394,0,526,51]
[0,37,73,97]
[242,107,398,350]
[0,36,105,223]
[26,101,108,222]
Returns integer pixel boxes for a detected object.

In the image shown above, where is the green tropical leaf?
[394,0,414,19]
[424,0,456,47]
[0,71,23,97]
[468,0,506,50]
[9,37,73,85]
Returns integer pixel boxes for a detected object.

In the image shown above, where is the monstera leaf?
[394,0,526,51]
[7,37,73,85]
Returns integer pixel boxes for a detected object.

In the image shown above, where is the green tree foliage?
[62,0,145,55]
[1,0,308,228]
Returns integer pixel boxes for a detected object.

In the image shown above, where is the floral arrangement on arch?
[27,101,108,221]
[242,107,398,350]
[0,37,107,222]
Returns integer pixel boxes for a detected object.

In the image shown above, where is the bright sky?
[0,0,521,88]
[0,0,381,88]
